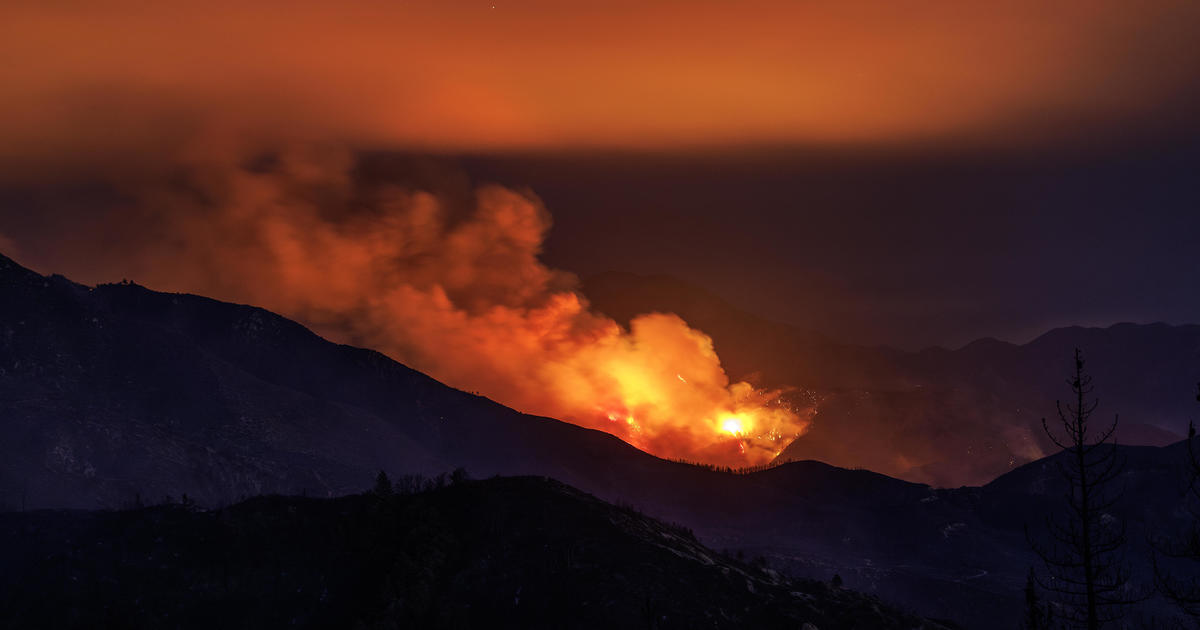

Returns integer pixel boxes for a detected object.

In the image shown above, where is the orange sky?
[3,0,1199,170]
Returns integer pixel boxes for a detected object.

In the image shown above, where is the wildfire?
[100,146,812,467]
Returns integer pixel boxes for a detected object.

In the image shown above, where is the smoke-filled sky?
[4,0,1200,161]
[3,0,1200,349]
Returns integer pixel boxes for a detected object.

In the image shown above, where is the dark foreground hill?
[0,476,953,630]
[0,250,686,510]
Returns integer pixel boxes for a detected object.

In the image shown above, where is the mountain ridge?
[583,271,1195,486]
[4,251,1199,628]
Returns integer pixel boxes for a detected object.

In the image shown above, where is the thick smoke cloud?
[89,145,806,466]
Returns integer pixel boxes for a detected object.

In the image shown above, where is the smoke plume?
[97,145,806,466]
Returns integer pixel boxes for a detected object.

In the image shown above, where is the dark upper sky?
[461,140,1200,349]
[1,0,1199,349]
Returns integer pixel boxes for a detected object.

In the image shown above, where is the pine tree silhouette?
[1027,349,1140,629]
[1152,383,1200,619]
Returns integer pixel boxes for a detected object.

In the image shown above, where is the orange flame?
[110,147,810,466]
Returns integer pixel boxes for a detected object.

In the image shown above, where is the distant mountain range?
[584,271,1197,486]
[2,252,1197,628]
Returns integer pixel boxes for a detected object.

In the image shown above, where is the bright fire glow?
[721,417,745,436]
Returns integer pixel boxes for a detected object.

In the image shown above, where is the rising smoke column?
[109,146,808,466]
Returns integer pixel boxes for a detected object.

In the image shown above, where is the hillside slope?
[4,253,1199,628]
[0,252,677,510]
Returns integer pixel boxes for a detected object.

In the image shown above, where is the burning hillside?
[64,146,808,466]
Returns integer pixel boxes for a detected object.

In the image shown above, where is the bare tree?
[1027,349,1139,629]
[1153,383,1200,620]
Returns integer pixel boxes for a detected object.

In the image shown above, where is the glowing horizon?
[3,0,1199,174]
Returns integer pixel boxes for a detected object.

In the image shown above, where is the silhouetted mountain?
[3,252,1198,628]
[584,271,1195,486]
[0,476,955,629]
[0,251,692,510]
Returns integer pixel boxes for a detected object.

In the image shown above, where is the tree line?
[1023,349,1200,629]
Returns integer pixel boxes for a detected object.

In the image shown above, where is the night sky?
[2,0,1199,349]
[470,139,1200,349]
